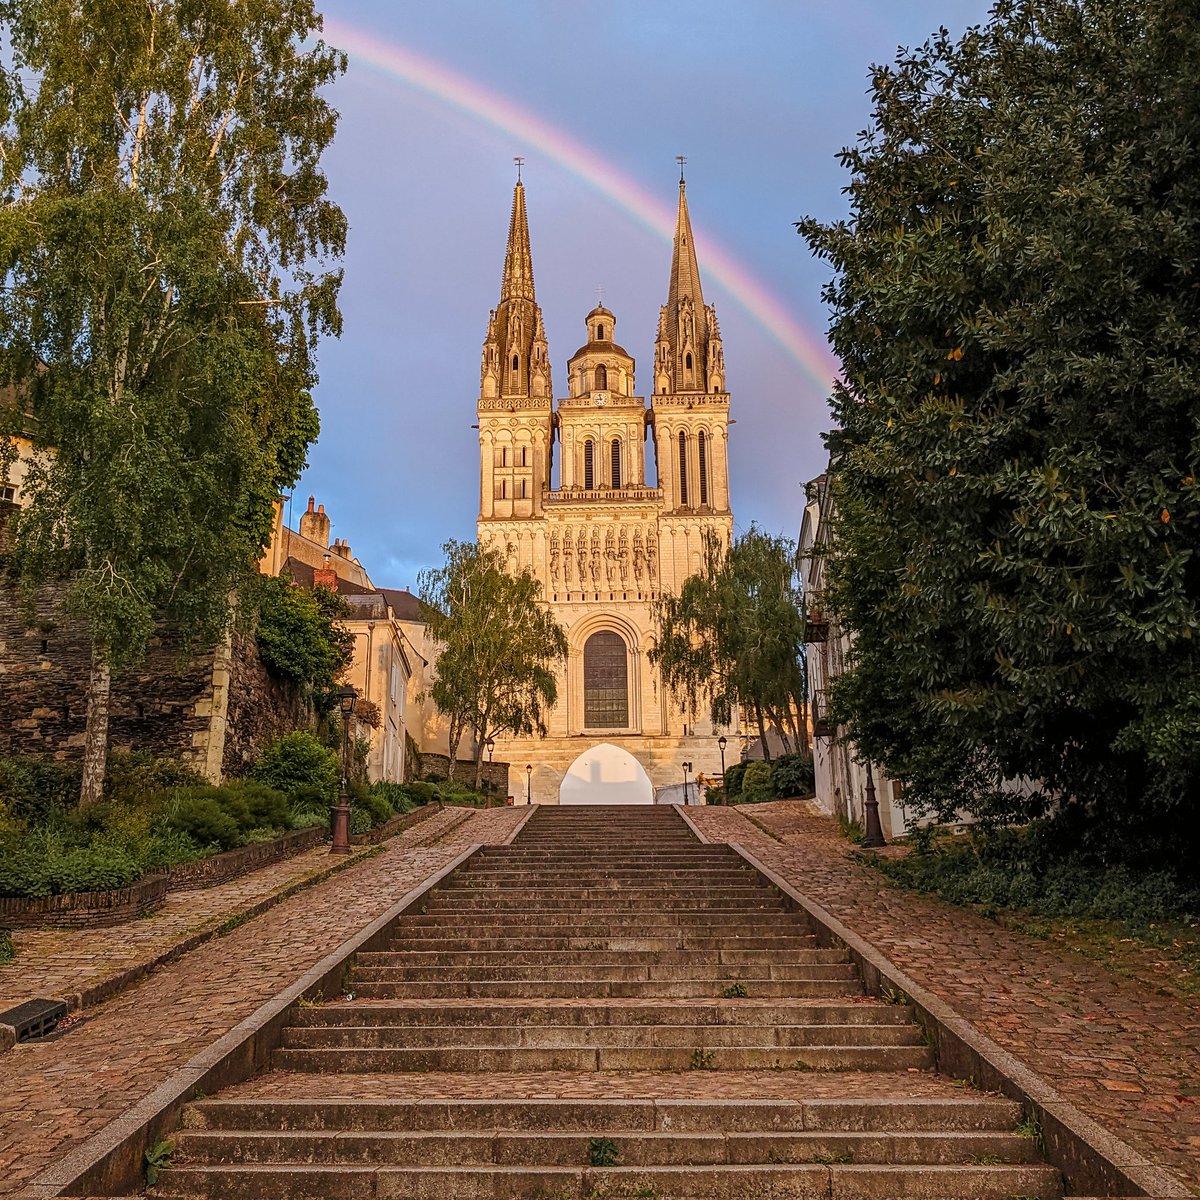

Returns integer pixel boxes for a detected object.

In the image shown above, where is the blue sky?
[298,1,997,589]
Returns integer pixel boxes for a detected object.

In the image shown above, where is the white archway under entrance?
[559,743,654,805]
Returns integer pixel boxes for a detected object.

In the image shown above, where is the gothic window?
[678,431,689,506]
[595,364,607,390]
[698,431,709,505]
[584,439,595,489]
[512,354,519,371]
[611,439,622,488]
[685,352,693,371]
[584,631,628,728]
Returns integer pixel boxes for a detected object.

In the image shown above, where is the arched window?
[594,364,608,390]
[584,439,595,489]
[512,354,519,372]
[685,352,693,371]
[502,447,507,466]
[698,431,709,505]
[584,631,628,728]
[521,446,527,466]
[597,323,605,340]
[678,431,689,506]
[521,479,527,498]
[611,438,622,488]
[500,479,507,499]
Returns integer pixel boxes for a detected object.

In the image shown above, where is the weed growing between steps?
[587,1136,620,1166]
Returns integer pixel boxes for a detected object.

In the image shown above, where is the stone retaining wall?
[167,826,327,891]
[417,753,508,795]
[0,874,169,929]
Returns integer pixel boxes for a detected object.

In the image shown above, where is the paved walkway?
[692,802,1200,1194]
[0,805,525,1198]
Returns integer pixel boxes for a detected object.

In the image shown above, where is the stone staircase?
[157,804,1063,1199]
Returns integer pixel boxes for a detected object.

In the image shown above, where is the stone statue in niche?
[645,532,658,581]
[632,528,645,583]
[619,527,630,585]
[590,528,601,585]
[604,527,617,584]
[576,528,588,583]
[549,530,560,583]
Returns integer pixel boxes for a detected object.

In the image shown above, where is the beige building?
[478,178,738,803]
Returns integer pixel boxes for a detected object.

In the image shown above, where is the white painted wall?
[559,742,654,805]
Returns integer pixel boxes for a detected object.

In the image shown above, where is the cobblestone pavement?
[692,802,1200,1193]
[0,805,525,1198]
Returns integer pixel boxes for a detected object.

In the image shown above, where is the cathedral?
[478,174,736,804]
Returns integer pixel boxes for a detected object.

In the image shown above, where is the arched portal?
[559,743,654,805]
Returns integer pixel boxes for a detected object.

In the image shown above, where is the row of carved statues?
[549,524,658,588]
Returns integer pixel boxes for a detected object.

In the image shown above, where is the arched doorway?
[559,743,654,805]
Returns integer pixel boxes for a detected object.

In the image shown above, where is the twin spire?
[483,168,724,400]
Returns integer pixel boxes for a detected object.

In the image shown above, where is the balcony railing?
[804,612,830,644]
[544,486,662,505]
[811,690,837,739]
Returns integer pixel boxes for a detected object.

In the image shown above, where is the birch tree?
[0,0,346,802]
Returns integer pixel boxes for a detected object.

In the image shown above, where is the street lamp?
[526,763,533,805]
[861,761,887,848]
[717,734,727,780]
[330,684,357,855]
[681,760,692,806]
[485,737,495,808]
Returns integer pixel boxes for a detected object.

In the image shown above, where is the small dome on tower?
[575,306,629,359]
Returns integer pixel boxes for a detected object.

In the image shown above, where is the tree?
[797,0,1200,863]
[651,527,807,761]
[253,574,353,697]
[0,1,346,803]
[418,540,568,790]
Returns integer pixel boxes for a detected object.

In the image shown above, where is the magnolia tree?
[798,0,1200,861]
[418,540,567,792]
[0,0,346,803]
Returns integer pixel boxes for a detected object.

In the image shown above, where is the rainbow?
[322,18,841,396]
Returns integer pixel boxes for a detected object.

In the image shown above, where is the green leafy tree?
[418,539,567,790]
[253,575,353,696]
[651,527,807,761]
[0,0,346,803]
[797,0,1200,863]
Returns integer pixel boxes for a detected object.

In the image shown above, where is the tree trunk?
[473,736,487,802]
[754,702,771,763]
[81,648,111,806]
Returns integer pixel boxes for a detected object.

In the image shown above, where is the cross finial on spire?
[596,284,604,306]
[676,155,687,183]
[514,156,524,182]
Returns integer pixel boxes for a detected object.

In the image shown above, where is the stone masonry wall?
[418,752,509,795]
[0,569,305,776]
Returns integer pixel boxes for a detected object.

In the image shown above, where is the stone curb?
[502,804,537,844]
[24,842,483,1199]
[0,804,459,1054]
[720,825,1189,1198]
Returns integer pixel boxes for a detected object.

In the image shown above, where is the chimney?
[299,497,331,547]
[314,550,337,592]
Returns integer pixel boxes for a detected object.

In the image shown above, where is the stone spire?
[481,179,550,401]
[654,179,724,395]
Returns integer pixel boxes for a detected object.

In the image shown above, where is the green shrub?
[0,929,13,965]
[370,781,415,813]
[723,762,748,799]
[739,761,775,804]
[253,732,339,803]
[399,781,437,807]
[291,809,328,831]
[0,757,81,824]
[0,841,142,898]
[254,574,354,691]
[104,751,205,805]
[166,791,242,852]
[772,753,815,798]
[349,807,371,835]
[349,781,393,827]
[222,781,291,832]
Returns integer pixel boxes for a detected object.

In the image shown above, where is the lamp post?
[485,737,495,808]
[526,763,533,805]
[717,736,727,804]
[681,760,692,806]
[861,761,887,848]
[330,684,357,855]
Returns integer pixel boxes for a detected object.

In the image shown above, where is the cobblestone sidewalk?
[0,805,525,1197]
[0,807,473,1013]
[692,802,1200,1194]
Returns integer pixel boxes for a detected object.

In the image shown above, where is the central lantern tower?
[476,172,736,803]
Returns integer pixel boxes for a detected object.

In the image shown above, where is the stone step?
[154,1161,1061,1200]
[182,1096,1024,1133]
[270,1042,935,1072]
[356,948,849,968]
[383,934,821,951]
[394,913,813,931]
[443,875,764,888]
[280,1022,925,1049]
[173,1127,1041,1167]
[350,961,859,983]
[289,1002,915,1028]
[416,897,793,912]
[353,978,861,999]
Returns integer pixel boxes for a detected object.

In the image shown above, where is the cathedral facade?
[478,177,736,803]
